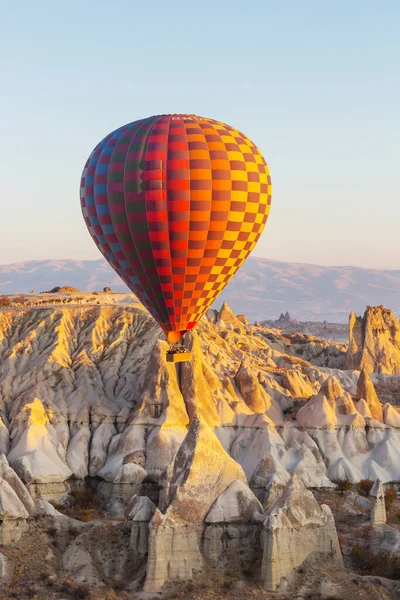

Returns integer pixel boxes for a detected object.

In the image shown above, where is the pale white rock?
[97,424,146,483]
[10,449,72,484]
[145,425,187,480]
[289,445,334,488]
[370,479,386,524]
[315,368,359,395]
[345,491,371,514]
[250,452,290,489]
[0,419,9,456]
[144,511,203,592]
[205,308,217,323]
[226,425,285,483]
[281,424,319,451]
[262,475,342,591]
[8,398,72,483]
[144,415,247,592]
[112,462,147,484]
[66,425,91,479]
[0,479,29,520]
[205,480,263,523]
[63,542,102,585]
[383,403,400,427]
[296,394,337,429]
[0,462,35,515]
[125,495,156,521]
[0,478,29,545]
[4,303,400,504]
[355,399,372,418]
[162,414,247,522]
[89,422,117,476]
[0,552,13,585]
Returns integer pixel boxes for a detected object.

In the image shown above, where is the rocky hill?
[0,299,399,596]
[261,311,348,341]
[1,257,400,322]
[0,300,399,490]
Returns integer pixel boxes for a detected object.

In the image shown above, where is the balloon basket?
[166,351,192,363]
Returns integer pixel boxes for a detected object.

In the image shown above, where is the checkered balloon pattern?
[80,114,272,341]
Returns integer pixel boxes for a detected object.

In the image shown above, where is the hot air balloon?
[80,114,272,361]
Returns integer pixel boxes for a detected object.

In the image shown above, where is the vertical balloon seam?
[177,115,192,332]
[199,119,235,321]
[123,117,170,327]
[166,114,190,334]
[94,127,132,289]
[113,118,158,318]
[183,117,213,330]
[80,131,115,257]
[193,118,230,325]
[106,119,153,310]
[161,115,177,332]
[143,115,175,332]
[122,116,167,325]
[144,115,176,329]
[85,128,127,286]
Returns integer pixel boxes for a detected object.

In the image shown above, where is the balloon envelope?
[80,114,272,341]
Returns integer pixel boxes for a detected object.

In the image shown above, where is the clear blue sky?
[1,0,399,268]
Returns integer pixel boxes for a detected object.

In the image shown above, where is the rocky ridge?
[0,302,399,494]
[0,300,399,595]
[262,311,348,341]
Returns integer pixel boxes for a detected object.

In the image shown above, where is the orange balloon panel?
[80,114,272,340]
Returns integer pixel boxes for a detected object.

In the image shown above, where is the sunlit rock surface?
[1,301,400,495]
[1,300,400,594]
[346,306,400,374]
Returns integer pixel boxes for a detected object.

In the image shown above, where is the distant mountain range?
[0,257,399,323]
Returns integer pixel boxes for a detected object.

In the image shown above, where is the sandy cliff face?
[346,306,400,374]
[0,302,399,492]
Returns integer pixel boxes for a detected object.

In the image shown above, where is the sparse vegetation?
[332,477,352,497]
[58,579,91,598]
[356,479,374,497]
[13,294,27,305]
[385,483,398,511]
[56,487,105,522]
[0,295,11,307]
[351,544,400,579]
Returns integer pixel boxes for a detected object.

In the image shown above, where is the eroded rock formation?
[346,306,400,374]
[0,301,399,594]
[370,479,386,524]
[262,475,342,591]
